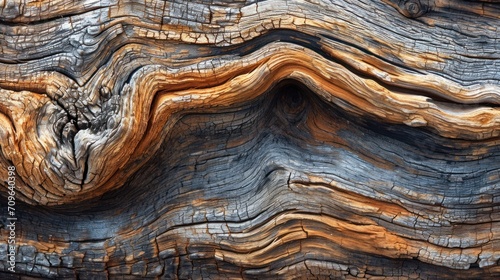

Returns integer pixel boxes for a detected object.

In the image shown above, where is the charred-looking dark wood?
[1,0,500,279]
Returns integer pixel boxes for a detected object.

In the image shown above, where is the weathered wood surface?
[1,0,500,278]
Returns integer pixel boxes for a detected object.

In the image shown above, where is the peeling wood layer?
[1,0,500,279]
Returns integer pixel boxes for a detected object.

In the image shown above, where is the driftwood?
[1,0,500,278]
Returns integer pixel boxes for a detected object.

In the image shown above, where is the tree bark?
[1,0,500,278]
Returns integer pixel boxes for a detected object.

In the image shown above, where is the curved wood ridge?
[1,0,500,278]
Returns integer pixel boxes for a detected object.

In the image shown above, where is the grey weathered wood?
[1,0,500,279]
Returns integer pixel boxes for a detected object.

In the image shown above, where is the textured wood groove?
[1,0,500,279]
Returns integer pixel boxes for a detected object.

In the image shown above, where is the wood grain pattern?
[1,0,500,278]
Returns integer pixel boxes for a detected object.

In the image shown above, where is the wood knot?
[398,0,429,18]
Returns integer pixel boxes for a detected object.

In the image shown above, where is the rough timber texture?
[1,0,500,278]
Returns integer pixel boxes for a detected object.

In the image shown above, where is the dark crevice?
[0,51,66,64]
[222,29,500,110]
[382,81,500,108]
[81,153,90,188]
[318,32,424,75]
